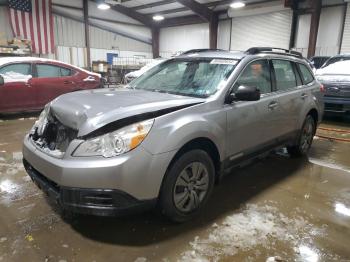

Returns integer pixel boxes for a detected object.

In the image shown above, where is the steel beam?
[83,0,91,69]
[176,0,213,21]
[307,0,321,58]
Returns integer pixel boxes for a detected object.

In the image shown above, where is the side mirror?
[232,85,260,102]
[0,75,4,86]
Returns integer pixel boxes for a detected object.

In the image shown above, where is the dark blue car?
[316,57,350,114]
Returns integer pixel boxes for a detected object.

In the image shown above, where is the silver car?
[23,48,324,222]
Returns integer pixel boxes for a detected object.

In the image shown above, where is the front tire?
[287,115,316,157]
[159,149,215,223]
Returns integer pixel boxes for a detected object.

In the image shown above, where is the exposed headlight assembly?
[73,119,154,158]
[31,103,50,135]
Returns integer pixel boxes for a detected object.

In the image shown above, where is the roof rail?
[245,47,303,58]
[182,48,224,55]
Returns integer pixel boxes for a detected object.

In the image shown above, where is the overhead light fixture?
[97,3,111,10]
[153,15,165,21]
[230,2,245,8]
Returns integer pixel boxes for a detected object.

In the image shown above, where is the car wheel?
[159,149,215,223]
[287,115,316,157]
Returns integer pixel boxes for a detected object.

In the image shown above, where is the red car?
[0,57,101,114]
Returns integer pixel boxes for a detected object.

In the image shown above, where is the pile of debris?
[0,36,31,56]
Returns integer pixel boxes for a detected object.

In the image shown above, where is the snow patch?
[134,257,147,262]
[0,237,7,243]
[179,204,319,261]
[1,72,32,83]
[12,152,23,161]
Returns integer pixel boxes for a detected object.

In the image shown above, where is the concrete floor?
[0,115,349,262]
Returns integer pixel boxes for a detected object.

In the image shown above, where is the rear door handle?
[301,93,308,99]
[64,80,74,84]
[268,101,278,110]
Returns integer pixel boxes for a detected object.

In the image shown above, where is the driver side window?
[234,60,272,94]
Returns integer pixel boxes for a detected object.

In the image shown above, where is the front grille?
[324,83,350,98]
[31,114,78,154]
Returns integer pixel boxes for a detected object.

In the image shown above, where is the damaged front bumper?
[23,159,156,216]
[22,134,175,215]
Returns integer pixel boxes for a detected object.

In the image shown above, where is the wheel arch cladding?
[307,108,319,127]
[160,137,221,193]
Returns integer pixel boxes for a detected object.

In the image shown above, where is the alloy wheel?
[300,118,314,153]
[173,162,210,213]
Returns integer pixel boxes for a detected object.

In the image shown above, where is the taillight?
[320,84,325,93]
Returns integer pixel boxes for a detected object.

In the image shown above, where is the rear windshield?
[129,58,238,98]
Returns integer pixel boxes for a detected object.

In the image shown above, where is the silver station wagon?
[23,47,324,222]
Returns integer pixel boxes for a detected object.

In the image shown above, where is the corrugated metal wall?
[295,6,345,56]
[217,20,231,50]
[341,4,350,53]
[0,7,14,42]
[230,10,292,51]
[89,26,151,52]
[316,6,344,56]
[54,15,85,47]
[160,23,209,57]
[53,15,152,67]
[54,15,152,52]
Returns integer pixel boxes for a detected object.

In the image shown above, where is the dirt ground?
[0,114,349,262]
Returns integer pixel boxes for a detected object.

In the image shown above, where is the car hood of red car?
[49,88,205,137]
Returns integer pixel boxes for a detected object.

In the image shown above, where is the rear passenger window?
[298,64,314,84]
[272,60,297,91]
[0,63,31,76]
[234,60,272,94]
[36,64,71,78]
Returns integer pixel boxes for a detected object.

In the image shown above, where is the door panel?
[0,63,37,113]
[226,59,280,159]
[226,94,284,159]
[270,60,303,137]
[31,63,78,107]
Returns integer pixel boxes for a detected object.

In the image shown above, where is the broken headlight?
[73,119,154,158]
[30,103,50,136]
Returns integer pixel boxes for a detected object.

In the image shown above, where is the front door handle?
[64,80,74,85]
[268,101,278,110]
[301,93,308,99]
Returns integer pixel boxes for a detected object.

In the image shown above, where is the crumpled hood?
[49,88,204,137]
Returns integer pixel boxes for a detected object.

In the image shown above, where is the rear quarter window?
[298,64,314,84]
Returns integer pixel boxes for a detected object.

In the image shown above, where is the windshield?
[129,58,238,98]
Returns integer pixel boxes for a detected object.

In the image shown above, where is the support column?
[209,13,218,49]
[83,0,91,69]
[152,27,160,58]
[307,0,321,58]
[289,0,298,49]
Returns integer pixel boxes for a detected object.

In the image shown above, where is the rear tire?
[287,115,316,157]
[158,149,215,223]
